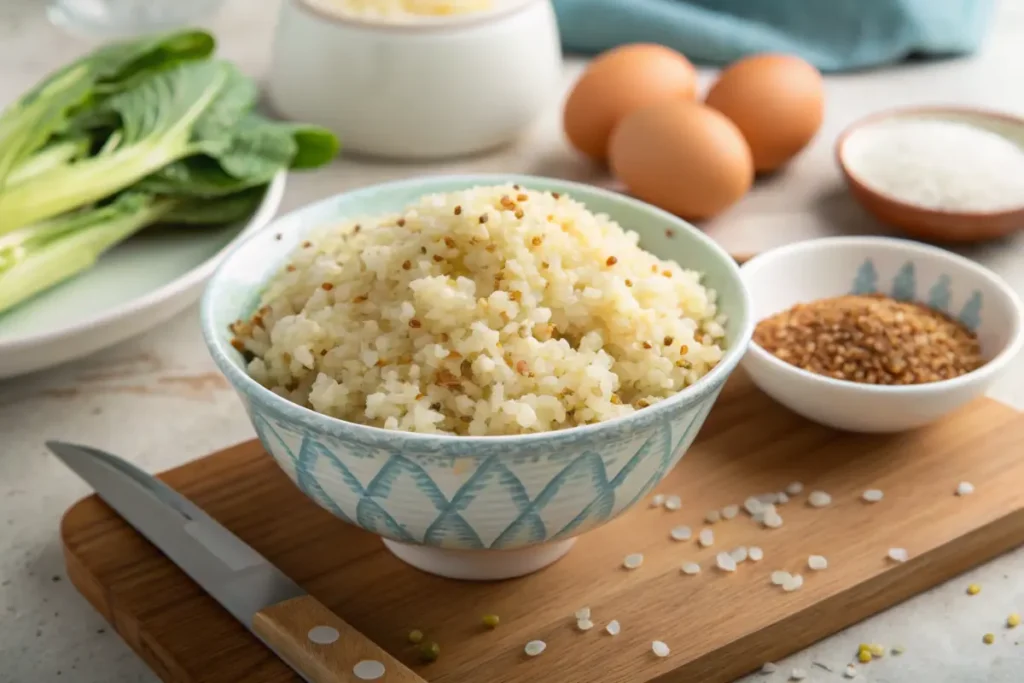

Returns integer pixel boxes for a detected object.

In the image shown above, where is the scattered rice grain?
[524,640,546,656]
[716,552,738,572]
[808,555,828,571]
[705,509,722,524]
[721,504,739,520]
[698,528,714,547]
[956,481,975,496]
[623,553,644,569]
[665,495,682,511]
[783,574,804,592]
[862,489,884,503]
[790,668,807,680]
[681,561,701,575]
[786,481,804,495]
[652,640,670,657]
[748,546,764,562]
[888,548,909,563]
[730,546,749,563]
[808,491,832,508]
[670,525,693,541]
[650,494,666,508]
[771,571,792,586]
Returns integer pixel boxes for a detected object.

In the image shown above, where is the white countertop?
[2,1,1024,681]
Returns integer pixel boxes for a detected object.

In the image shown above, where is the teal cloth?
[551,0,996,72]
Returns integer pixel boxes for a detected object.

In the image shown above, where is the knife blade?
[47,440,426,683]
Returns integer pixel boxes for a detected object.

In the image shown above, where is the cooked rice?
[231,184,726,435]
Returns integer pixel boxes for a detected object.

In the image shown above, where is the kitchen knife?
[47,440,427,683]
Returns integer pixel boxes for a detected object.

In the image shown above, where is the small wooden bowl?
[835,107,1024,243]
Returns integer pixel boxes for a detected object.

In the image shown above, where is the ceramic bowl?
[265,0,562,160]
[836,107,1024,242]
[740,236,1024,433]
[201,174,752,581]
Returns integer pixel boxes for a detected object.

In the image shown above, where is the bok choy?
[0,29,338,316]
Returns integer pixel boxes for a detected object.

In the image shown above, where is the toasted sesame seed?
[664,336,674,346]
[321,282,333,291]
[479,214,489,224]
[402,260,412,270]
[409,319,422,328]
[453,205,462,215]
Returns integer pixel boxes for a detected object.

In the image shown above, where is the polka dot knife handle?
[252,595,426,682]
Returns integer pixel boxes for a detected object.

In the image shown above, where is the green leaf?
[159,187,268,225]
[285,124,340,169]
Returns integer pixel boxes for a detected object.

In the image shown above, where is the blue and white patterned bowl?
[200,175,753,580]
[741,236,1024,433]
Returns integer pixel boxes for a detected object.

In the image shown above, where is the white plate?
[0,172,287,379]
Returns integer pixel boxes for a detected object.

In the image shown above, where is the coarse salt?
[664,495,682,511]
[605,620,620,636]
[808,491,832,508]
[808,555,828,571]
[842,119,1024,213]
[681,561,701,575]
[749,546,764,562]
[623,553,644,569]
[716,552,738,572]
[670,525,692,541]
[956,481,975,496]
[524,640,546,656]
[862,489,884,503]
[721,504,739,520]
[652,640,670,657]
[785,481,804,495]
[888,547,909,563]
[699,528,715,547]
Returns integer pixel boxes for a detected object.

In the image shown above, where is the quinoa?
[753,294,983,385]
[232,184,726,435]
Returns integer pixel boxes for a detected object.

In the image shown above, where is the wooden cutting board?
[61,373,1024,683]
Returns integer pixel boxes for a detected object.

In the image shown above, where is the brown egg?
[705,53,824,173]
[609,100,754,220]
[563,43,698,162]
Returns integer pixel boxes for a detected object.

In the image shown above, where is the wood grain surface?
[61,372,1024,683]
[252,594,427,683]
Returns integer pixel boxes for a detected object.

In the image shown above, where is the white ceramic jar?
[266,0,563,160]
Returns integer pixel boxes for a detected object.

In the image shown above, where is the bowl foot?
[382,538,576,581]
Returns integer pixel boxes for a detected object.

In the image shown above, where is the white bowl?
[740,236,1024,433]
[265,0,563,160]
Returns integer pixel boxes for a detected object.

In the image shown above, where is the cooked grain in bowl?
[231,184,726,435]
